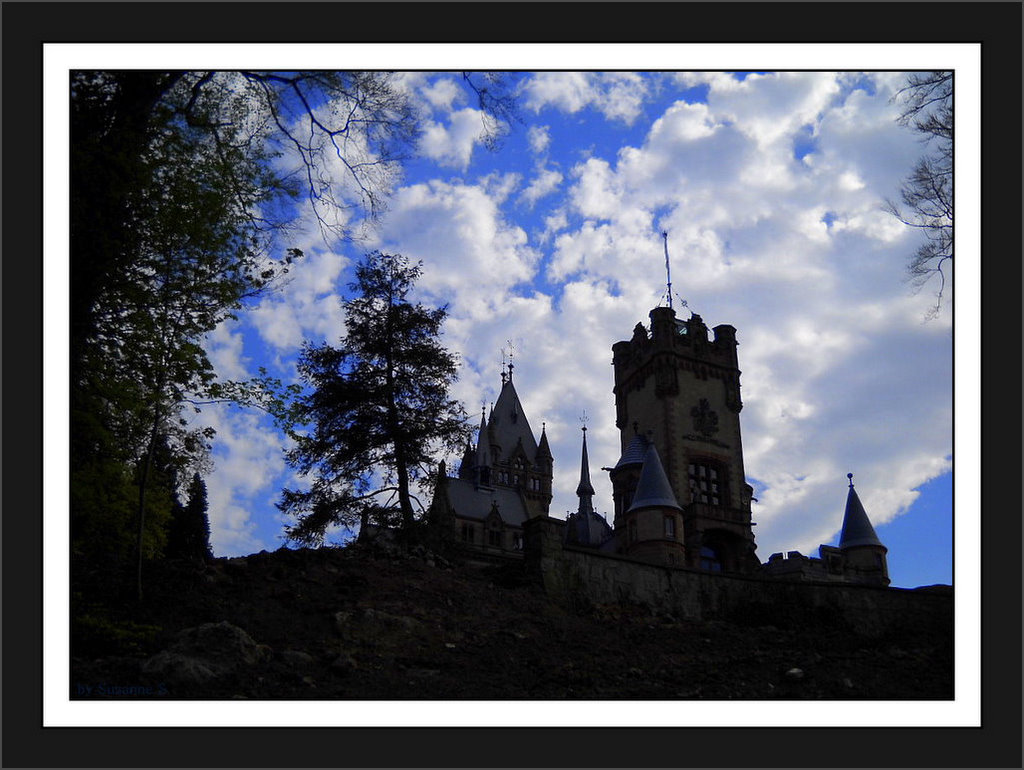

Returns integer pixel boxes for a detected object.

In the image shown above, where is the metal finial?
[506,339,515,379]
[579,410,589,433]
[847,472,854,487]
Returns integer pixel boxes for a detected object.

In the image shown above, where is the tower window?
[699,545,722,572]
[664,515,676,539]
[688,461,724,505]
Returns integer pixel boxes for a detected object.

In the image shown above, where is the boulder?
[141,621,270,687]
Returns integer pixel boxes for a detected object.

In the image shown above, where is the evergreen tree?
[168,473,213,564]
[279,252,471,545]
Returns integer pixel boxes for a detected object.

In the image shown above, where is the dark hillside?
[71,544,953,701]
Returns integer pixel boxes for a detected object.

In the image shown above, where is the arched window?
[699,545,722,572]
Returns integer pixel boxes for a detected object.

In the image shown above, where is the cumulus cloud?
[527,124,552,156]
[202,407,292,555]
[418,108,489,171]
[519,167,563,208]
[200,70,953,582]
[521,72,651,124]
[367,178,541,314]
[248,249,348,353]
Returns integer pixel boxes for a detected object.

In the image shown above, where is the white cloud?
[366,178,542,325]
[527,124,551,155]
[248,249,348,353]
[202,407,292,555]
[419,76,464,112]
[518,167,563,208]
[418,108,489,171]
[522,72,651,124]
[198,70,953,578]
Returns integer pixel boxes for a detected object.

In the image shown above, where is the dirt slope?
[71,543,953,702]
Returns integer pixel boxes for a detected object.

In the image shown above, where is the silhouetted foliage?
[885,71,953,318]
[69,70,517,599]
[280,253,472,545]
[168,473,213,565]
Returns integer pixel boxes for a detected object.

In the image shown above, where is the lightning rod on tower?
[662,231,673,309]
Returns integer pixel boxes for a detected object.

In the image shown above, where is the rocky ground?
[71,543,953,701]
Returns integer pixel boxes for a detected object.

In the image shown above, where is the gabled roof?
[838,475,885,549]
[444,477,530,526]
[488,377,539,463]
[627,443,682,512]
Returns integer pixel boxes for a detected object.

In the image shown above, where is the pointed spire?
[474,408,491,486]
[458,438,475,480]
[627,443,681,512]
[536,421,552,459]
[839,473,884,549]
[576,425,596,507]
[567,423,611,547]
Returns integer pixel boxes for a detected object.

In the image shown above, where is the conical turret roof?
[839,474,884,549]
[627,443,681,512]
[614,432,650,470]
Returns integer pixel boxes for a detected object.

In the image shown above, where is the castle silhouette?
[429,302,889,588]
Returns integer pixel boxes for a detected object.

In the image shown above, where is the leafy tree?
[70,70,516,598]
[885,71,953,317]
[279,252,472,545]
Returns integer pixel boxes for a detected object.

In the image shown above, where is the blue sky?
[46,41,981,730]
[194,69,955,589]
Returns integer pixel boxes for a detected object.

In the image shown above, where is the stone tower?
[611,305,759,573]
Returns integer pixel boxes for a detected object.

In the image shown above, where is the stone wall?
[523,517,952,638]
